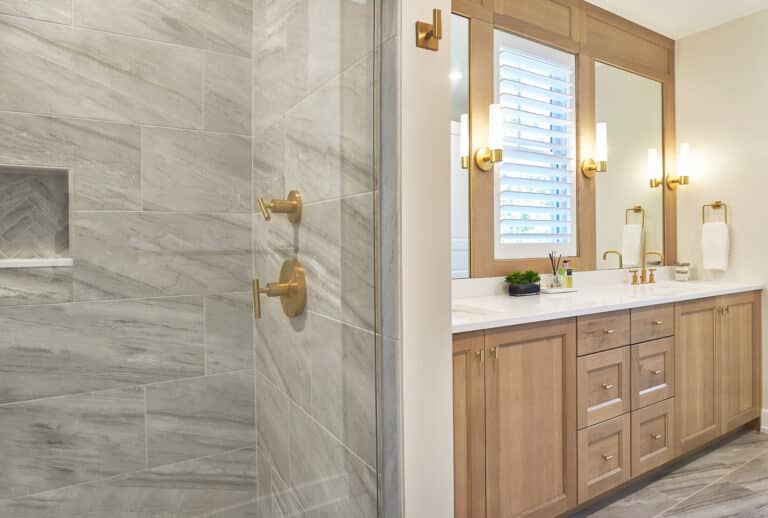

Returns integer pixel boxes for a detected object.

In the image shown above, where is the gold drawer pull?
[651,433,663,440]
[653,320,664,325]
[651,369,664,375]
[604,329,617,335]
[602,383,614,390]
[602,453,614,461]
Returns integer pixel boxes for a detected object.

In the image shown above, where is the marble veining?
[0,266,73,306]
[0,0,71,23]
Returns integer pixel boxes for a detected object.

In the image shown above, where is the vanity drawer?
[577,347,631,428]
[578,413,631,503]
[631,337,675,410]
[631,398,676,477]
[577,311,630,356]
[631,304,674,344]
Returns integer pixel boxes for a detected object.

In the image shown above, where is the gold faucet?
[603,250,623,269]
[641,251,664,284]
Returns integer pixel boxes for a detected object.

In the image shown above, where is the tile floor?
[572,430,768,517]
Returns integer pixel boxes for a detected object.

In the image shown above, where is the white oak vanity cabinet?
[452,291,761,518]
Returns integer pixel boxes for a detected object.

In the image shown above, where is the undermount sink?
[626,284,691,298]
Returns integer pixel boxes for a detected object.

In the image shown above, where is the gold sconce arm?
[603,250,623,269]
[474,147,503,172]
[666,174,690,190]
[257,190,302,223]
[252,260,307,320]
[581,158,608,178]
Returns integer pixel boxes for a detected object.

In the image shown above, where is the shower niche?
[0,166,72,268]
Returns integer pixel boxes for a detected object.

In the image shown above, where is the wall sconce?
[648,148,662,188]
[474,104,504,172]
[460,113,470,169]
[666,143,692,190]
[582,122,608,178]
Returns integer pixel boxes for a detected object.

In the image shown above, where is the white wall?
[676,9,768,403]
[400,1,455,517]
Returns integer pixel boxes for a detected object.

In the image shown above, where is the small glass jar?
[675,262,691,282]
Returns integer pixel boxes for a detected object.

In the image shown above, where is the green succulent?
[505,270,541,285]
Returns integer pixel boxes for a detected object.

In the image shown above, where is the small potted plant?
[505,270,541,297]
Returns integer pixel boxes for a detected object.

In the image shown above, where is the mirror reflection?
[451,14,469,279]
[594,62,664,270]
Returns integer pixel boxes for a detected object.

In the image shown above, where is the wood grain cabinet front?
[578,414,631,503]
[631,337,675,410]
[577,311,630,356]
[631,398,676,477]
[631,304,674,344]
[577,347,631,428]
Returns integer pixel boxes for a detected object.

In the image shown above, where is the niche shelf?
[0,166,72,269]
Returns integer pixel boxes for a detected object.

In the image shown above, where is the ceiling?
[588,0,768,39]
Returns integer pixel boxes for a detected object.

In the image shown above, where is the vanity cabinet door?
[485,319,577,518]
[452,332,487,518]
[577,347,631,428]
[719,291,762,432]
[631,337,675,410]
[631,398,676,477]
[675,298,722,454]
[577,413,631,503]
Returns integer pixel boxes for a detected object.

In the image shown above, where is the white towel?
[621,224,644,267]
[702,222,729,271]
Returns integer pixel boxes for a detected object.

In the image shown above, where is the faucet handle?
[628,269,640,286]
[648,268,657,284]
[257,190,303,223]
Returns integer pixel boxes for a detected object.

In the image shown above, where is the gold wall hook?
[416,8,442,51]
[253,260,307,320]
[257,190,302,223]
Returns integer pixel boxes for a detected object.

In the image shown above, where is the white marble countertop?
[453,281,764,333]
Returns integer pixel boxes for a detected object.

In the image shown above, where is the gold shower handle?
[252,260,307,320]
[257,190,303,223]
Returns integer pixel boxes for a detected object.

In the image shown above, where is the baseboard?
[761,409,768,433]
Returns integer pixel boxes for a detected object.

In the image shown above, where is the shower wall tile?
[284,56,374,204]
[205,292,254,374]
[256,372,292,496]
[296,200,341,318]
[310,314,377,467]
[205,52,252,135]
[341,193,375,330]
[142,128,252,212]
[146,371,256,466]
[0,297,204,404]
[0,15,202,127]
[71,212,251,300]
[73,0,252,57]
[254,296,311,411]
[0,447,259,517]
[0,387,146,499]
[0,113,142,210]
[252,0,374,131]
[0,0,71,23]
[0,266,73,306]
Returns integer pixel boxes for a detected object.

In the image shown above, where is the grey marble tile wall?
[0,0,381,516]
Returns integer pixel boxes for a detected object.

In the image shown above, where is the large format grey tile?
[74,0,252,57]
[256,372,291,499]
[661,480,768,517]
[0,0,71,23]
[0,266,73,306]
[146,371,255,466]
[205,292,254,374]
[284,57,374,203]
[0,447,259,517]
[725,450,768,492]
[142,128,251,212]
[310,314,376,467]
[0,169,69,258]
[0,297,204,403]
[341,193,375,330]
[205,52,252,135]
[0,387,145,499]
[71,212,251,300]
[0,113,142,210]
[0,15,202,127]
[253,0,374,131]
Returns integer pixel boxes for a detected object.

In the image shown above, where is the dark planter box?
[507,282,541,297]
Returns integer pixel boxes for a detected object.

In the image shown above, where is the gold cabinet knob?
[651,433,663,440]
[257,190,302,223]
[602,453,614,461]
[252,260,306,320]
[651,369,664,375]
[601,383,614,390]
[604,329,617,335]
[653,320,664,325]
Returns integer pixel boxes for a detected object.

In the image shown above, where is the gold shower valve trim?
[253,260,307,320]
[257,190,302,223]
